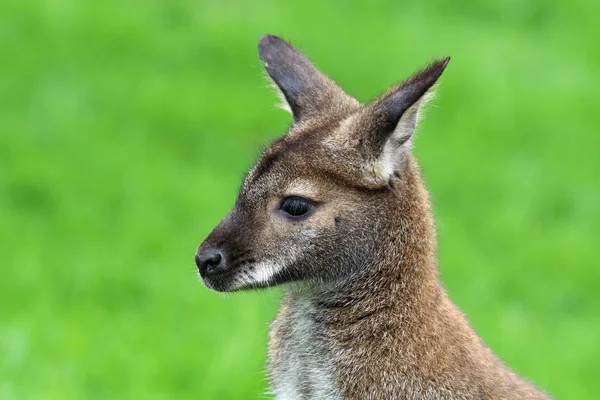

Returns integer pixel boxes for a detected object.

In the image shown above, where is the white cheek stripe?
[248,261,282,285]
[228,260,283,290]
[232,247,299,290]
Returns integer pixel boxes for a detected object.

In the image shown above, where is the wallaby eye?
[279,196,313,218]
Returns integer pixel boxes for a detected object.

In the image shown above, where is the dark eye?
[279,196,313,218]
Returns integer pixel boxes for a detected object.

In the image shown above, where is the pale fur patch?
[221,260,282,291]
[264,71,292,114]
[284,179,321,199]
[272,297,342,400]
[230,248,299,290]
[237,260,282,288]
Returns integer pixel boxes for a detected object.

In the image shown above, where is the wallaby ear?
[357,58,450,183]
[258,34,357,122]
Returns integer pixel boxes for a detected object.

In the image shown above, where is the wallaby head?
[196,34,449,293]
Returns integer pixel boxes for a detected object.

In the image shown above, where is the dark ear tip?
[420,57,451,82]
[259,34,282,47]
[431,57,451,73]
[258,34,289,60]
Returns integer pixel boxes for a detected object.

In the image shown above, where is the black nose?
[195,247,226,277]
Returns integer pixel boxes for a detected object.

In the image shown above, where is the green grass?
[1,0,599,398]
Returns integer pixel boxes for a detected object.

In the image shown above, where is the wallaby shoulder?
[270,290,547,400]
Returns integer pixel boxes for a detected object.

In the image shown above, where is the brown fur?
[196,35,549,399]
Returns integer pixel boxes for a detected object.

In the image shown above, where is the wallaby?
[196,34,549,400]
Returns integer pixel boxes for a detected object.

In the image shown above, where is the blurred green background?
[1,0,599,398]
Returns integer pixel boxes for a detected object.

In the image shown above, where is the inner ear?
[356,58,450,183]
[381,93,431,150]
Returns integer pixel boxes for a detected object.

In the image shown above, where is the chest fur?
[268,298,341,400]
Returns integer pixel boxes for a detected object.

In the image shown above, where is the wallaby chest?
[269,297,341,400]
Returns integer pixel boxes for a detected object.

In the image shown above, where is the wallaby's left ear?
[356,57,450,183]
[258,34,358,123]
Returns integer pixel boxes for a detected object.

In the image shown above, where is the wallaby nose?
[196,247,226,277]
